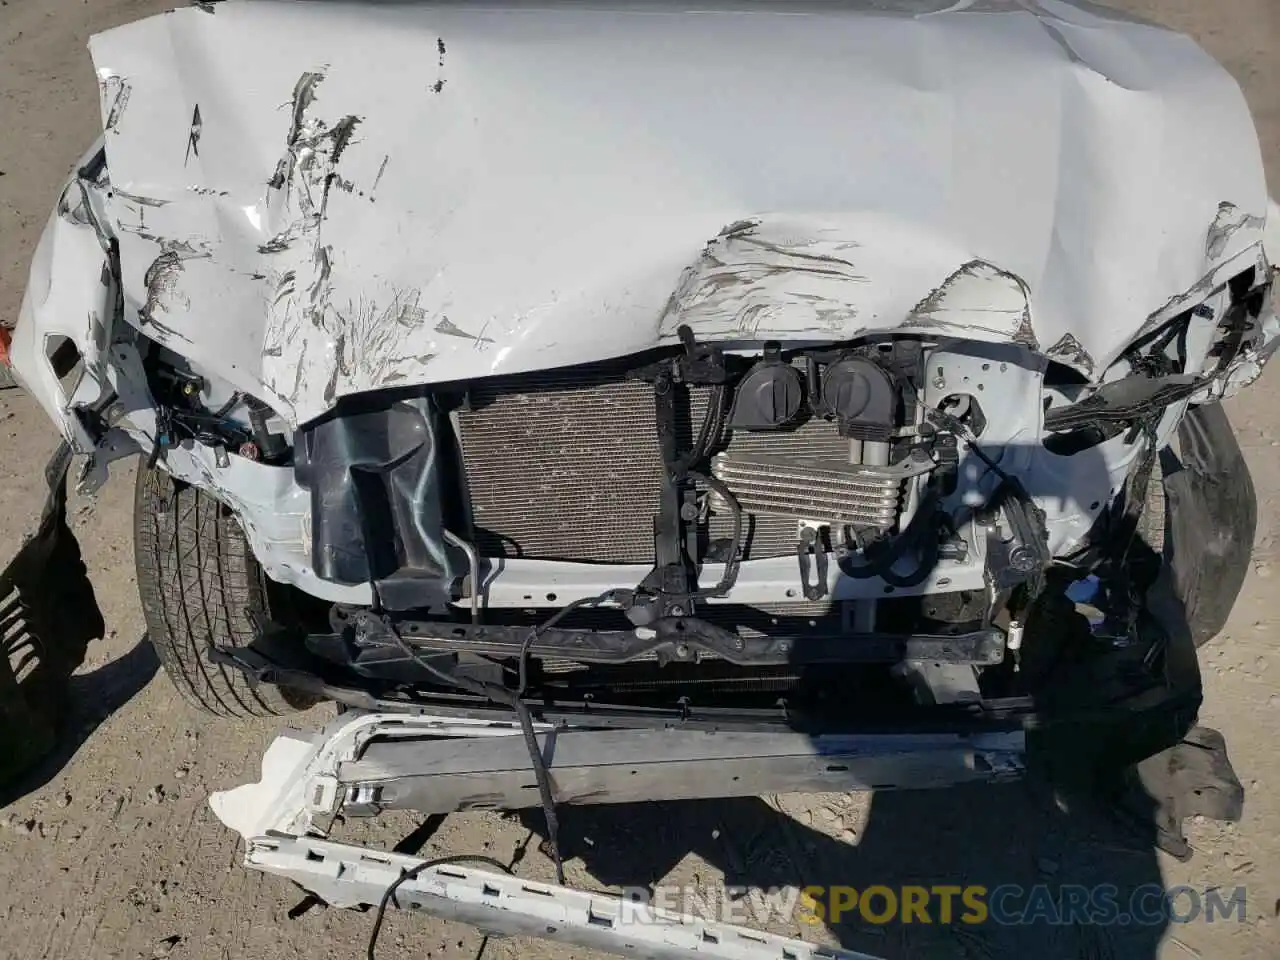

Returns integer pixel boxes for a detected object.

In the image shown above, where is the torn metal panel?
[85,0,1267,425]
[10,205,114,452]
[1206,201,1266,261]
[1045,332,1094,375]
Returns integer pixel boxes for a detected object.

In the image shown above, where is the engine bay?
[191,321,1219,720]
[118,265,1270,720]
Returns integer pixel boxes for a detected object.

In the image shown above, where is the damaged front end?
[8,0,1280,797]
[11,0,1280,952]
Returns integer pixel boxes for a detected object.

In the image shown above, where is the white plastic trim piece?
[247,836,883,960]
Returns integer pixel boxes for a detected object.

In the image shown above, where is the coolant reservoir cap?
[728,359,803,430]
[822,357,896,430]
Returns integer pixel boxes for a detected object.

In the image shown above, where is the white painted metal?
[81,0,1267,426]
[9,0,1280,603]
[341,727,1027,810]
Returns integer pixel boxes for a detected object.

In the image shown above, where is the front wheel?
[133,463,316,717]
[1139,454,1166,559]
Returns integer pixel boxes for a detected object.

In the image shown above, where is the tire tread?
[134,465,307,717]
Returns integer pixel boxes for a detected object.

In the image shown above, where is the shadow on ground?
[498,544,1243,958]
[533,780,1170,958]
[496,557,1241,960]
[381,783,1171,959]
[0,635,158,808]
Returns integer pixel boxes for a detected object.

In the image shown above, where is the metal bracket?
[337,725,1026,813]
[981,485,1050,595]
[325,611,1009,669]
[796,526,829,601]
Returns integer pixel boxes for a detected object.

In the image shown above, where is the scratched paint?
[79,0,1270,425]
[657,219,871,340]
[906,260,1038,350]
[1206,202,1267,261]
[1045,332,1095,375]
[99,73,130,132]
[184,104,203,166]
[434,317,494,344]
[8,1,1280,612]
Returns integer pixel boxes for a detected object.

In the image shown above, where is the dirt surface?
[2,2,1279,959]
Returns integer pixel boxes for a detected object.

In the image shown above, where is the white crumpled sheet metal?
[89,0,1268,425]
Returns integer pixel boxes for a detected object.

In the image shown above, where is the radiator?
[454,365,901,563]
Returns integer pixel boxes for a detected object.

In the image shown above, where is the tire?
[1140,454,1166,558]
[134,464,316,717]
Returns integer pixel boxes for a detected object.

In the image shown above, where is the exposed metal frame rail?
[326,609,1008,669]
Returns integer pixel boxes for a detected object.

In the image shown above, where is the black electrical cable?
[679,382,727,472]
[925,405,1016,486]
[687,469,744,598]
[212,390,244,419]
[383,642,568,883]
[838,404,1018,587]
[514,592,621,695]
[836,487,939,585]
[366,854,514,960]
[377,591,620,890]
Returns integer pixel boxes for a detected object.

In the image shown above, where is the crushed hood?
[89,0,1268,426]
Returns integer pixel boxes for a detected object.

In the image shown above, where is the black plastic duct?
[295,396,463,611]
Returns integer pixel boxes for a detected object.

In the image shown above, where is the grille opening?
[455,365,901,564]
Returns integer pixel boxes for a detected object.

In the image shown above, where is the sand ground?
[1,1,1278,958]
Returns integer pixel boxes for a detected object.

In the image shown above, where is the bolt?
[932,376,946,390]
[1009,547,1037,572]
[668,604,686,617]
[674,643,690,658]
[680,503,699,521]
[731,637,745,652]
